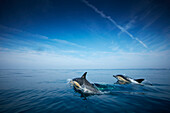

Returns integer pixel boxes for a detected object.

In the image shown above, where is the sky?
[0,0,170,69]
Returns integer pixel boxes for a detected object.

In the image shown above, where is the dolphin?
[113,75,144,84]
[70,72,100,94]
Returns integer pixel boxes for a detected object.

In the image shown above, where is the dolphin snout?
[113,75,116,78]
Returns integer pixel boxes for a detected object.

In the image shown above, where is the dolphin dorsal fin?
[81,72,87,79]
[135,79,144,83]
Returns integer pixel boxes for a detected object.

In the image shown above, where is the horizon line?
[0,68,169,70]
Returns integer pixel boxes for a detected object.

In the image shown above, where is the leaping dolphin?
[113,75,144,84]
[70,72,100,94]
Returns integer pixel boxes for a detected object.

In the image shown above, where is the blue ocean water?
[0,69,170,113]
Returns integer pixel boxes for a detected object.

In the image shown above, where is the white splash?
[128,78,139,84]
[67,79,72,84]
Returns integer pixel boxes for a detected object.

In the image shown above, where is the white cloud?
[0,48,169,69]
[0,49,88,69]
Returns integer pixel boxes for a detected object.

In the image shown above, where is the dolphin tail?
[135,79,144,83]
[81,72,87,79]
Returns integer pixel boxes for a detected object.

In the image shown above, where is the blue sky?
[0,0,169,69]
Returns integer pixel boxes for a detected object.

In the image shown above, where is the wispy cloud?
[137,3,163,32]
[52,39,86,48]
[82,0,148,48]
[141,14,162,31]
[0,25,49,39]
[118,18,136,37]
[0,25,85,48]
[124,19,136,30]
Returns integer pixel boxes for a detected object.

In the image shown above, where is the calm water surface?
[0,69,170,113]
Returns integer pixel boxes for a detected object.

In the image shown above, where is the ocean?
[0,69,170,113]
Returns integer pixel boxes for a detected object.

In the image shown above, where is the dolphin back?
[134,79,144,83]
[81,72,87,79]
[72,72,100,94]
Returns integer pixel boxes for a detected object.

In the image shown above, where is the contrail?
[82,0,147,48]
